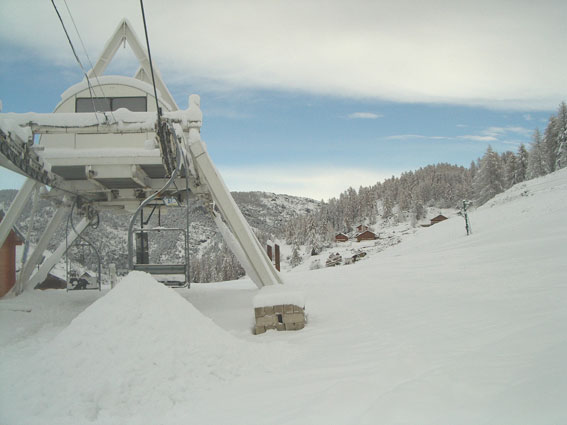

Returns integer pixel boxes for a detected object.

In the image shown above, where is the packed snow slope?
[1,169,566,425]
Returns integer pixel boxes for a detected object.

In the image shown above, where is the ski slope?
[1,169,566,425]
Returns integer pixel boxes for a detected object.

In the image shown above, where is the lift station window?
[76,96,147,113]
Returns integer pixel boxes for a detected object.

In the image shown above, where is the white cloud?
[458,135,498,142]
[0,0,565,110]
[347,112,383,119]
[386,127,533,145]
[482,126,532,137]
[217,165,396,201]
[386,134,450,141]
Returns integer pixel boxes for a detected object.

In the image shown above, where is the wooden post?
[275,244,280,272]
[267,245,273,261]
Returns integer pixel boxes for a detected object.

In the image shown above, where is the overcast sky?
[1,0,565,199]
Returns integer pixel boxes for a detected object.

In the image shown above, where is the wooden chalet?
[356,224,369,233]
[0,210,25,297]
[430,215,448,225]
[34,273,67,290]
[356,230,377,242]
[335,233,349,243]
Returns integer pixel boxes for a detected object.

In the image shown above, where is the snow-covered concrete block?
[284,304,295,314]
[282,313,305,325]
[253,286,306,334]
[254,306,306,334]
[256,315,278,327]
[285,322,305,331]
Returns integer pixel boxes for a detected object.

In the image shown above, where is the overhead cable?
[50,0,100,124]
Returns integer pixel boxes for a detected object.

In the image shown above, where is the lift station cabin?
[0,19,282,295]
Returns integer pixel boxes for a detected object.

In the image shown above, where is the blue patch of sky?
[173,86,550,173]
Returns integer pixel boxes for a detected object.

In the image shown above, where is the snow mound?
[253,284,305,308]
[2,272,283,424]
[482,167,567,210]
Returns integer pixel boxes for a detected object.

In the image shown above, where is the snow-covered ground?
[280,206,458,274]
[1,169,566,424]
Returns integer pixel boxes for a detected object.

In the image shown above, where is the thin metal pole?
[275,244,281,272]
[463,200,472,236]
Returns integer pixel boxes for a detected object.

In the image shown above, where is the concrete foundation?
[254,304,306,334]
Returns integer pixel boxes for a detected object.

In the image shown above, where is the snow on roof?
[61,75,155,99]
[58,76,173,111]
[39,147,161,160]
[0,116,33,142]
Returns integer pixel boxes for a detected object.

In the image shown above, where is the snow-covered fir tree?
[543,116,559,173]
[474,146,505,205]
[554,101,567,169]
[290,245,302,268]
[516,144,529,183]
[527,129,548,179]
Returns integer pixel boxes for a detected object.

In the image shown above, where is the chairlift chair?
[66,243,102,291]
[130,200,189,287]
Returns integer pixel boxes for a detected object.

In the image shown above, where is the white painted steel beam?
[26,217,90,291]
[16,203,70,293]
[0,178,39,248]
[87,19,178,111]
[1,108,201,134]
[187,138,282,288]
[213,213,262,286]
[130,165,151,188]
[0,154,26,176]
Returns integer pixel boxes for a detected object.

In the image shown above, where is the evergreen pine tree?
[290,245,302,268]
[474,145,505,205]
[504,152,520,188]
[527,129,548,178]
[555,101,567,169]
[543,116,559,173]
[517,144,529,182]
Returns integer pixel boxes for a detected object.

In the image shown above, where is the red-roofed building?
[430,215,448,225]
[356,230,377,242]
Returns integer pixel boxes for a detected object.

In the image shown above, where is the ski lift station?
[0,19,283,296]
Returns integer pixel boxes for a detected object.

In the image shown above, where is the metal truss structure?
[0,19,282,296]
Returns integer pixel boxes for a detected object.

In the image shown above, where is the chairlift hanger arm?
[141,203,158,226]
